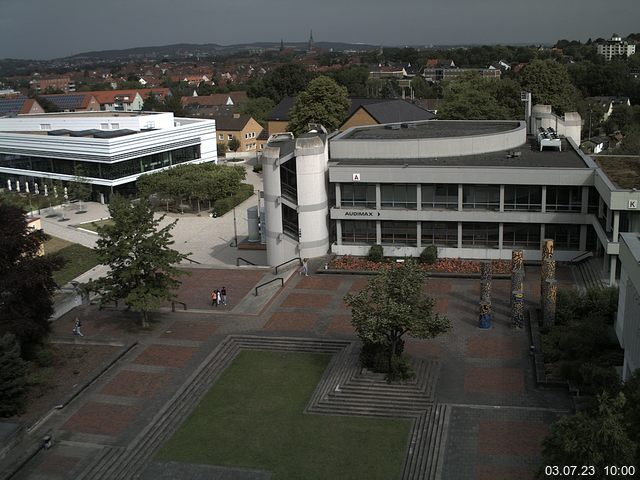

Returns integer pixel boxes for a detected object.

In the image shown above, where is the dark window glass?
[463,185,500,210]
[546,186,582,212]
[381,221,417,246]
[421,222,458,246]
[504,186,542,211]
[282,204,299,239]
[341,220,377,244]
[545,224,580,249]
[381,184,416,209]
[341,183,376,208]
[502,223,541,248]
[462,222,499,247]
[422,184,458,210]
[280,158,297,201]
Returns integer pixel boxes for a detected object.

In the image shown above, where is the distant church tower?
[307,30,315,52]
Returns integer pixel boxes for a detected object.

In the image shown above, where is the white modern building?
[262,108,640,287]
[0,111,217,200]
[616,232,640,380]
[597,34,636,61]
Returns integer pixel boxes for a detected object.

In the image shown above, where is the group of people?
[211,287,228,307]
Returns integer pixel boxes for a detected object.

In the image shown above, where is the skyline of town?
[0,0,638,60]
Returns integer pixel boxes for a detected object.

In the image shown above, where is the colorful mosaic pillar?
[543,279,558,327]
[512,289,525,328]
[540,238,555,315]
[480,261,492,304]
[511,266,524,309]
[479,301,492,329]
[511,249,524,273]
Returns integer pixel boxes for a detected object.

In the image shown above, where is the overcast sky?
[0,0,637,60]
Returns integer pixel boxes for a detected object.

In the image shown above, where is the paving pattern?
[7,265,576,480]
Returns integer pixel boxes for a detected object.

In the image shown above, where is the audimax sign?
[343,211,381,217]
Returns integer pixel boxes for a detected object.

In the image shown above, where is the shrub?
[420,245,438,264]
[367,244,384,262]
[253,162,263,173]
[211,183,254,217]
[217,142,227,157]
[0,334,28,417]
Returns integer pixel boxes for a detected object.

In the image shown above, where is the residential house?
[214,113,263,154]
[586,96,632,121]
[0,97,45,116]
[597,34,636,61]
[40,93,101,112]
[30,76,75,93]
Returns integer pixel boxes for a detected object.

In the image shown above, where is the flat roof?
[330,137,589,169]
[593,156,640,189]
[341,120,521,140]
[16,111,161,119]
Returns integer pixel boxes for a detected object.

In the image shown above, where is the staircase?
[577,257,606,290]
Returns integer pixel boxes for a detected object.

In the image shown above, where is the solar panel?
[0,98,26,115]
[42,94,84,110]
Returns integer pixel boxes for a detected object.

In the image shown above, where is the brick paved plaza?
[9,265,575,480]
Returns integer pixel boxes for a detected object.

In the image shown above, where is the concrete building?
[0,111,217,201]
[597,34,636,61]
[261,108,640,287]
[616,232,640,380]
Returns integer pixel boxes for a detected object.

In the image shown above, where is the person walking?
[300,258,309,276]
[72,318,83,336]
[216,289,221,306]
[211,290,218,307]
[221,286,227,306]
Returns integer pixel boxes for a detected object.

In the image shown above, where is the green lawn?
[157,350,411,480]
[76,219,113,232]
[45,241,100,286]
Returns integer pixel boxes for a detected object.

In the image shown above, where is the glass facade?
[282,204,299,240]
[504,186,542,211]
[421,221,458,246]
[341,220,377,244]
[341,183,376,208]
[280,158,297,201]
[381,221,417,246]
[545,224,580,249]
[0,145,200,181]
[422,184,458,210]
[462,222,499,247]
[546,186,582,212]
[502,223,541,248]
[381,184,417,209]
[463,185,500,210]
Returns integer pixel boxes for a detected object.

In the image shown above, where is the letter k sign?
[629,199,637,209]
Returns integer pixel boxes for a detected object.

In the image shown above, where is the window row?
[0,145,201,180]
[341,221,581,249]
[339,184,587,212]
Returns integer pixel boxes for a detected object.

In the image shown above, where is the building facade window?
[546,186,582,212]
[279,159,297,201]
[381,221,417,246]
[341,183,376,208]
[502,223,541,248]
[0,145,200,181]
[504,186,542,211]
[282,204,299,240]
[462,222,499,247]
[381,184,417,209]
[463,185,500,210]
[421,221,458,246]
[218,134,223,140]
[422,184,458,210]
[545,224,580,249]
[227,134,233,140]
[342,220,377,244]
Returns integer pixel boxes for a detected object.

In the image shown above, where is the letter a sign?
[352,173,361,182]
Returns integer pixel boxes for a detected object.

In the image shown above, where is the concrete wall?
[616,233,640,380]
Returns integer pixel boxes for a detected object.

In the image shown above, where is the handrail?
[171,301,187,312]
[237,257,257,266]
[570,251,593,264]
[255,277,284,296]
[274,257,302,274]
[184,257,202,265]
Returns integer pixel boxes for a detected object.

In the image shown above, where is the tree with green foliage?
[410,75,437,99]
[0,333,28,417]
[344,260,450,381]
[247,64,314,103]
[86,197,189,327]
[227,136,241,152]
[0,202,63,359]
[329,66,370,97]
[439,73,514,120]
[238,96,275,126]
[69,165,92,212]
[518,59,580,113]
[217,142,228,157]
[538,393,636,478]
[287,76,350,134]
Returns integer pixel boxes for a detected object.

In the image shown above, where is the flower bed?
[329,255,511,275]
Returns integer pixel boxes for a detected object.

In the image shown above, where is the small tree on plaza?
[344,260,451,381]
[86,196,189,327]
[227,136,241,152]
[69,165,92,213]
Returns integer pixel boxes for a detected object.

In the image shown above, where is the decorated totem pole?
[479,261,493,328]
